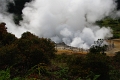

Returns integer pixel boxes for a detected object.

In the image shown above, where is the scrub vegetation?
[0,22,120,80]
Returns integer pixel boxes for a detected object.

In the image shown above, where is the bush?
[0,31,56,77]
[84,53,110,80]
[2,33,17,46]
[0,44,18,68]
[67,53,110,80]
[67,55,88,79]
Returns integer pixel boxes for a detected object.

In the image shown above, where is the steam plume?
[0,0,118,49]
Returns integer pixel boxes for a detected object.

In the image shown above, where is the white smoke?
[0,0,118,49]
[0,0,12,12]
[0,0,27,37]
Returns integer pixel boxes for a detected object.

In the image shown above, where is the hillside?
[96,17,120,38]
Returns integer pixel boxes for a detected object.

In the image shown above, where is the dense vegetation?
[0,22,56,79]
[0,22,120,80]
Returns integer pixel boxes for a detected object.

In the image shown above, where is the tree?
[0,31,56,77]
[0,22,7,35]
[0,22,17,46]
[89,39,107,54]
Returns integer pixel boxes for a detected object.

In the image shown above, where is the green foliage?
[0,68,10,80]
[53,67,69,79]
[0,68,28,80]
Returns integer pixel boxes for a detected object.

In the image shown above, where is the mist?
[0,0,118,49]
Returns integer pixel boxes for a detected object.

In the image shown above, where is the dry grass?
[56,49,87,55]
[56,39,120,56]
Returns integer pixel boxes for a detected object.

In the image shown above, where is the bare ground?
[56,39,120,56]
[106,39,120,56]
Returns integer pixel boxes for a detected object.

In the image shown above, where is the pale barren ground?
[56,39,120,56]
[106,39,120,56]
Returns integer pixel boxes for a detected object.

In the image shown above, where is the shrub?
[67,55,88,79]
[0,31,56,77]
[84,53,110,80]
[0,44,18,68]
